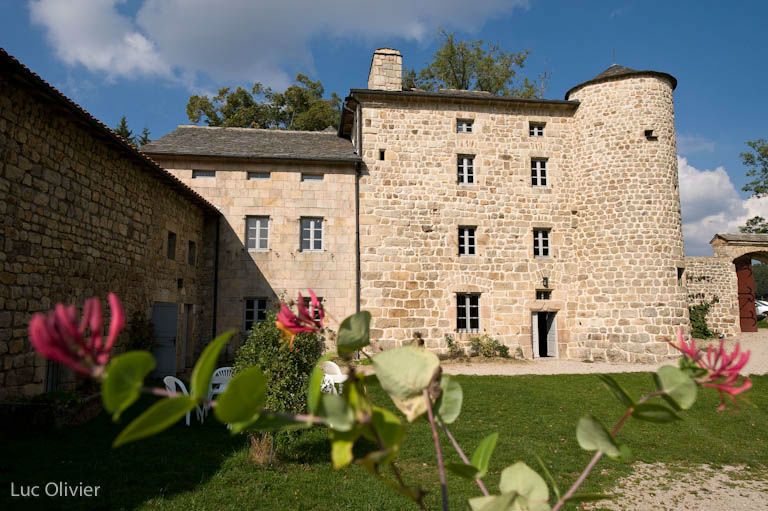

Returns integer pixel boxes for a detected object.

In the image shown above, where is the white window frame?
[533,229,550,258]
[246,216,269,251]
[458,226,476,256]
[457,119,474,133]
[457,293,480,332]
[300,217,323,251]
[247,171,270,180]
[244,297,268,332]
[529,122,545,137]
[531,158,548,187]
[192,169,215,178]
[457,155,474,184]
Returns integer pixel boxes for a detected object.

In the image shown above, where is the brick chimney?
[367,48,402,91]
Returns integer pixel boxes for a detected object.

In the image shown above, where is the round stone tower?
[566,65,687,362]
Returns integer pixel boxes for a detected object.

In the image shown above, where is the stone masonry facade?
[684,256,739,337]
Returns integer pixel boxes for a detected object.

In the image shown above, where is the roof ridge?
[177,125,339,135]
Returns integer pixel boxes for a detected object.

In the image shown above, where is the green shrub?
[468,334,509,358]
[444,334,465,358]
[689,299,717,339]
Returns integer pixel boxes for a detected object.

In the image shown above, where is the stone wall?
[150,156,358,352]
[684,257,739,337]
[0,68,216,398]
[368,48,403,92]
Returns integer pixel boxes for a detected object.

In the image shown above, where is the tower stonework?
[367,48,403,91]
[566,68,688,362]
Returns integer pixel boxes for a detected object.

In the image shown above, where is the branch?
[425,390,449,511]
[439,420,489,496]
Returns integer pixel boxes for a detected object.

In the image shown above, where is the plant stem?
[425,390,449,511]
[439,421,489,496]
[551,390,666,511]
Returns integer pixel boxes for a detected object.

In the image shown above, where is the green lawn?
[2,373,766,511]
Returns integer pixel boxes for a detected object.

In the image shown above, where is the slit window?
[533,229,550,258]
[188,241,197,265]
[244,297,268,332]
[301,173,324,182]
[531,158,548,187]
[457,294,480,332]
[246,216,269,250]
[300,217,323,251]
[167,231,176,260]
[247,171,270,180]
[458,226,476,256]
[529,123,545,137]
[192,169,215,178]
[378,149,386,160]
[458,155,474,184]
[457,119,474,133]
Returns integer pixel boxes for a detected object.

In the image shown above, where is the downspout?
[211,214,220,339]
[355,101,363,313]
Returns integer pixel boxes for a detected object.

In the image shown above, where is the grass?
[1,373,766,511]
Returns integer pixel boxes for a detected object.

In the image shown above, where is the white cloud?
[679,156,768,255]
[29,0,528,89]
[677,134,715,155]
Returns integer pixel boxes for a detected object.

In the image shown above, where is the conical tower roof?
[565,64,677,100]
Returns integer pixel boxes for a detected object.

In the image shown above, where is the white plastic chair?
[163,376,203,426]
[204,366,233,418]
[320,361,348,395]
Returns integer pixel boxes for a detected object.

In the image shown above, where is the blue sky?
[2,0,767,255]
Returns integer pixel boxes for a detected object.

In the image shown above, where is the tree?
[739,216,768,234]
[753,263,768,300]
[403,30,547,98]
[114,116,136,145]
[137,127,151,147]
[186,74,340,131]
[739,139,768,233]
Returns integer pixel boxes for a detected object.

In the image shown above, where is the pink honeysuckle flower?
[275,290,324,350]
[673,328,751,411]
[28,293,125,377]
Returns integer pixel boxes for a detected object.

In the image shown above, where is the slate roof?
[142,126,360,163]
[0,47,220,216]
[565,64,677,100]
[711,233,768,244]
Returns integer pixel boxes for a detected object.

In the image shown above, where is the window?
[531,158,548,187]
[457,155,474,184]
[167,231,176,260]
[378,149,386,161]
[536,290,552,300]
[301,173,324,182]
[677,267,685,286]
[192,169,215,178]
[244,298,268,332]
[188,241,197,265]
[247,171,270,180]
[529,122,545,136]
[457,294,479,332]
[246,216,269,250]
[302,295,324,320]
[458,226,476,256]
[533,229,550,258]
[300,217,323,251]
[457,119,474,133]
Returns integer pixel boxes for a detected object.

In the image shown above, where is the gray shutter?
[531,312,540,358]
[546,313,557,357]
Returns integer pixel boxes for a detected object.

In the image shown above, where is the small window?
[645,129,658,141]
[458,226,476,256]
[244,297,268,332]
[247,171,270,180]
[167,231,176,260]
[378,149,386,161]
[457,293,480,332]
[246,216,269,250]
[457,155,474,184]
[192,169,215,178]
[533,229,550,258]
[677,267,685,286]
[536,290,552,300]
[188,240,197,265]
[300,217,323,251]
[531,158,548,187]
[302,295,324,320]
[529,123,545,137]
[457,119,474,133]
[301,174,324,182]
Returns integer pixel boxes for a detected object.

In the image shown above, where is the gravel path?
[441,332,768,377]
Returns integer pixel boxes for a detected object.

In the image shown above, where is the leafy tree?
[186,74,340,130]
[137,127,151,147]
[753,262,768,300]
[403,30,546,98]
[741,139,768,197]
[114,116,135,145]
[739,215,768,234]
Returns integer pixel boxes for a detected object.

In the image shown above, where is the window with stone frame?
[536,290,552,300]
[457,154,475,184]
[192,169,215,178]
[244,297,268,332]
[458,226,476,256]
[167,231,176,260]
[533,229,550,258]
[531,158,548,187]
[457,119,474,133]
[300,217,323,251]
[246,216,269,250]
[529,122,545,136]
[457,293,480,332]
[247,171,270,180]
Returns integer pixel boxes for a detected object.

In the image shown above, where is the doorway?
[152,302,178,377]
[532,311,557,358]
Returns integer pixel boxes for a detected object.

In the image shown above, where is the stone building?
[145,48,688,363]
[0,48,220,397]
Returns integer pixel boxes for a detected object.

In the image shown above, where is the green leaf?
[656,365,698,410]
[576,415,620,458]
[499,462,549,509]
[190,330,234,399]
[598,374,635,407]
[330,428,359,469]
[213,366,266,424]
[447,462,479,479]
[471,432,499,478]
[564,493,612,503]
[436,375,463,424]
[617,444,632,462]
[319,394,354,432]
[337,311,372,354]
[372,346,440,421]
[371,406,404,452]
[469,493,516,511]
[534,454,560,501]
[632,403,682,423]
[113,396,197,448]
[102,351,156,421]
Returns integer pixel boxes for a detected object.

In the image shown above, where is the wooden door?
[735,256,757,332]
